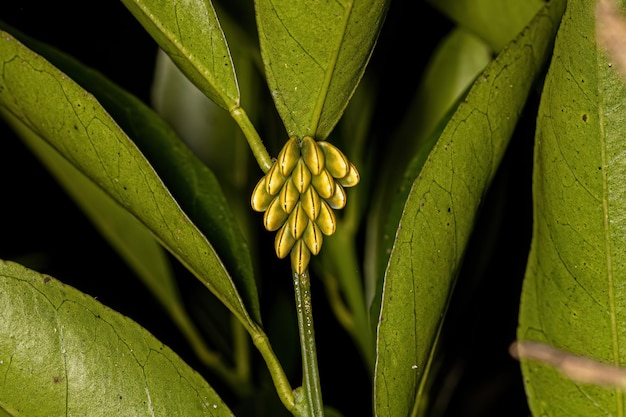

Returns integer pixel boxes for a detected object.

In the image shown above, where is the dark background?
[0,1,536,416]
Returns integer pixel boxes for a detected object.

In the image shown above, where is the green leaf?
[255,0,390,139]
[3,113,240,388]
[0,260,233,416]
[150,45,260,236]
[0,22,261,326]
[518,1,626,415]
[428,0,545,52]
[118,0,273,174]
[119,0,239,111]
[0,30,259,333]
[33,33,260,325]
[150,38,260,253]
[373,1,566,416]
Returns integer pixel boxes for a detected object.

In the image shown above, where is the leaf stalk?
[230,106,273,173]
[249,325,297,413]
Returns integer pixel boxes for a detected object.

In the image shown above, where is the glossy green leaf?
[428,0,545,52]
[518,1,626,415]
[0,31,259,333]
[373,1,566,416]
[0,23,261,326]
[0,260,233,416]
[119,0,239,111]
[255,0,389,139]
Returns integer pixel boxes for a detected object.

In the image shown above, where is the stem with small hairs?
[293,269,324,417]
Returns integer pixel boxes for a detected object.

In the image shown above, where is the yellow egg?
[317,200,336,236]
[263,197,288,231]
[337,162,360,188]
[251,176,272,212]
[275,224,296,259]
[318,141,350,179]
[326,182,346,209]
[301,136,325,175]
[290,240,311,275]
[303,221,323,255]
[266,162,286,196]
[301,186,321,220]
[312,169,335,199]
[277,136,300,176]
[288,202,309,240]
[279,178,299,213]
[292,159,312,194]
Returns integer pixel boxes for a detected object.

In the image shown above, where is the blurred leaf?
[518,1,626,415]
[150,48,252,191]
[364,27,492,307]
[152,48,225,159]
[119,0,239,110]
[324,406,345,417]
[0,30,259,332]
[255,0,390,139]
[0,260,233,416]
[428,0,545,52]
[403,28,493,151]
[373,1,566,416]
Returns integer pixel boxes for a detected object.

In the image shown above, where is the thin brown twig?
[597,0,626,79]
[511,341,626,388]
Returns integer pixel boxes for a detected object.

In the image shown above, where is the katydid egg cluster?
[251,136,359,274]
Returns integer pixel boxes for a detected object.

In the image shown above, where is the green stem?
[293,269,324,417]
[249,324,298,414]
[230,106,273,173]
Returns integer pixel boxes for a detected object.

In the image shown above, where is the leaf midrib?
[309,0,354,137]
[598,63,623,417]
